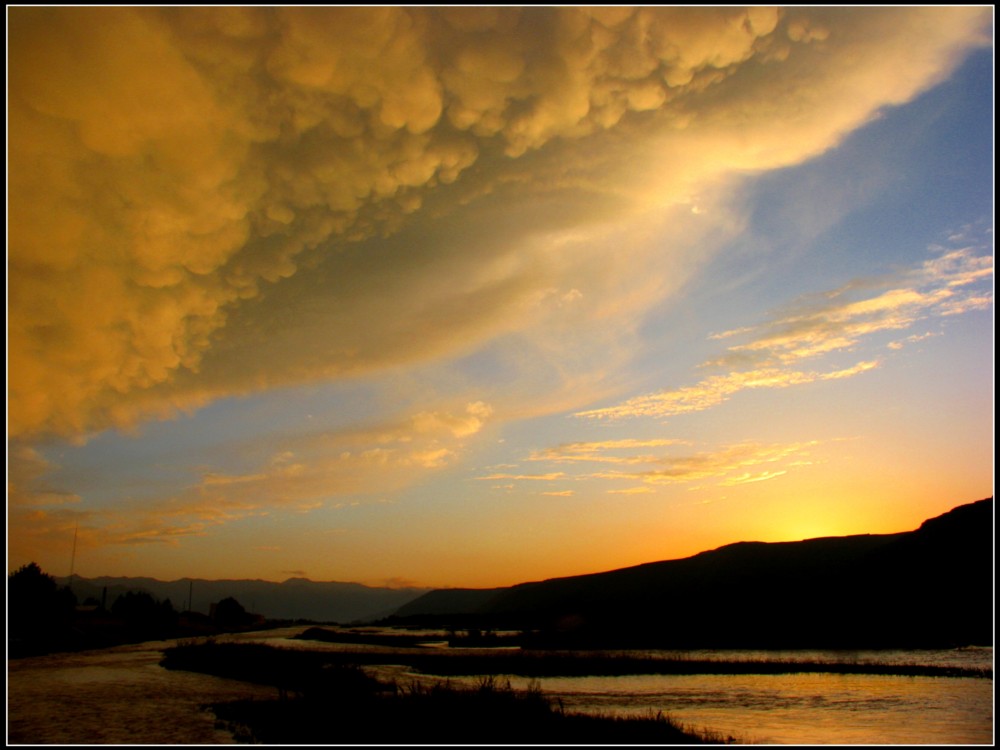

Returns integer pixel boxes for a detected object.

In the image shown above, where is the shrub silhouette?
[213,596,253,627]
[8,562,77,638]
[110,590,178,631]
[164,641,714,744]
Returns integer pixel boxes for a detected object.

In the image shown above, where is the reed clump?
[164,642,713,744]
[285,633,993,679]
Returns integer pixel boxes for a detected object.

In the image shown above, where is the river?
[6,628,993,744]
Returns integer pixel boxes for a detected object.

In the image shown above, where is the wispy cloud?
[887,331,939,351]
[589,441,819,487]
[7,445,82,507]
[579,246,991,421]
[718,470,788,486]
[495,436,820,492]
[12,401,496,551]
[529,438,688,464]
[709,249,992,369]
[478,472,568,482]
[577,362,880,420]
[607,486,655,495]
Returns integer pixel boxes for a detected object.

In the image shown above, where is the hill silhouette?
[56,575,429,623]
[392,498,993,648]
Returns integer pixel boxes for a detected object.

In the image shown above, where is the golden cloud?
[7,446,83,508]
[529,438,688,464]
[478,472,568,482]
[589,441,819,486]
[496,435,820,492]
[576,362,881,420]
[9,401,494,554]
[9,7,991,440]
[579,245,991,421]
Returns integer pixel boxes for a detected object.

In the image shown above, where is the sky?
[7,7,994,589]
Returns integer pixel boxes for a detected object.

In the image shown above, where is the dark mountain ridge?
[56,574,429,623]
[392,498,994,649]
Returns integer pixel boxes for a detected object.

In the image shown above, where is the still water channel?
[7,628,993,745]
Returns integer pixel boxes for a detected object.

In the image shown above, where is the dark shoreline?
[159,639,991,744]
[161,641,727,744]
[162,637,993,682]
[291,627,992,679]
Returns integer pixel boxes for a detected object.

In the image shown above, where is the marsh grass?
[284,632,992,679]
[163,640,989,744]
[165,642,716,744]
[208,674,718,745]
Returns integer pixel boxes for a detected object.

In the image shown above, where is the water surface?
[7,630,992,745]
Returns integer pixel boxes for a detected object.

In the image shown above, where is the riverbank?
[8,630,990,744]
[274,629,996,679]
[161,641,727,744]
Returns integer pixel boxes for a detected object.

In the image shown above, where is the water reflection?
[7,638,275,744]
[7,630,993,745]
[413,672,992,745]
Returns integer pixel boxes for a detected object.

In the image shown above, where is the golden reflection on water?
[7,640,275,744]
[7,630,993,745]
[445,672,993,745]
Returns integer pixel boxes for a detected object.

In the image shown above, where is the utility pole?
[69,522,78,579]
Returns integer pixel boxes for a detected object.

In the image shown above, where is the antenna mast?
[69,522,79,578]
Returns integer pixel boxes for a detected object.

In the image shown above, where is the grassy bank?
[291,629,993,679]
[161,641,720,744]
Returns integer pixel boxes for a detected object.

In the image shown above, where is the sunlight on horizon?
[8,7,993,589]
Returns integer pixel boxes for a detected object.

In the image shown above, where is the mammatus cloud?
[9,7,991,439]
[578,246,992,421]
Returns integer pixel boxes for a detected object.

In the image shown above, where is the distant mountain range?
[391,498,994,649]
[55,575,429,623]
[56,498,992,646]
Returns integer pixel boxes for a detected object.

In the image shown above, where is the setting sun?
[8,6,992,589]
[8,8,993,747]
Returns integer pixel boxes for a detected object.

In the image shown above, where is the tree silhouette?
[8,562,77,639]
[214,596,252,627]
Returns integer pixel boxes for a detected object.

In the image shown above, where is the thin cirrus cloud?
[7,446,83,508]
[9,401,493,552]
[528,439,689,465]
[8,7,991,442]
[477,472,569,482]
[587,441,819,487]
[484,438,820,494]
[577,244,992,421]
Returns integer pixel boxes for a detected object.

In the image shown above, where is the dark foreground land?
[161,639,991,744]
[161,641,728,744]
[292,627,992,679]
[389,499,994,650]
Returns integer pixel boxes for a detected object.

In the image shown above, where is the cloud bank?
[9,7,991,439]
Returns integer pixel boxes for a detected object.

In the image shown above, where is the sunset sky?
[8,7,994,589]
